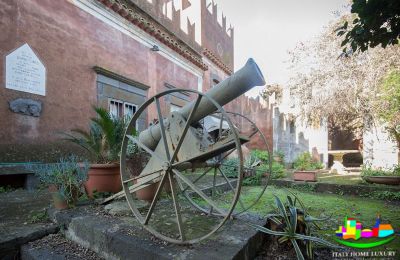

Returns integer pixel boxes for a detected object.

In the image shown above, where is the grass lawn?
[233,186,400,250]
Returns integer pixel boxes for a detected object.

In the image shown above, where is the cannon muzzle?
[138,58,265,150]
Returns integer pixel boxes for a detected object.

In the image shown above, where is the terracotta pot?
[84,163,122,198]
[365,176,400,186]
[48,184,80,208]
[293,171,317,182]
[52,192,68,210]
[134,179,159,202]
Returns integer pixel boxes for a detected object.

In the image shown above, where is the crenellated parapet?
[201,0,234,74]
[96,0,208,70]
[95,0,234,75]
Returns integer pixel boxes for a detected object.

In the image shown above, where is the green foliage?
[221,150,286,185]
[251,149,270,163]
[258,163,286,179]
[29,210,48,223]
[293,152,324,171]
[361,164,400,179]
[248,191,338,260]
[242,169,264,186]
[376,70,400,143]
[64,107,132,163]
[336,0,400,52]
[371,191,400,201]
[27,155,89,205]
[0,185,14,193]
[273,150,285,163]
[220,158,239,178]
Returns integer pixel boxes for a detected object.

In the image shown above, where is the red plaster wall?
[0,0,197,161]
[0,0,271,162]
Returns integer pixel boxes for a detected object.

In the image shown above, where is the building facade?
[0,0,272,162]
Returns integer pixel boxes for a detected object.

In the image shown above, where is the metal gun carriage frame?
[119,59,272,244]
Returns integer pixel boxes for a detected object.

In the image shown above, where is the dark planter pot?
[84,164,122,198]
[293,171,317,182]
[365,176,400,186]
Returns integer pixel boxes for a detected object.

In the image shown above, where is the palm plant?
[248,190,339,260]
[64,107,129,164]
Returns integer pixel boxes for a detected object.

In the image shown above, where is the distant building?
[272,86,398,169]
[0,0,272,162]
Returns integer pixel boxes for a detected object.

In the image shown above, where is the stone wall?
[273,107,328,166]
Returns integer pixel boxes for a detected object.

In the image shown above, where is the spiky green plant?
[64,107,131,164]
[27,155,89,206]
[248,190,339,260]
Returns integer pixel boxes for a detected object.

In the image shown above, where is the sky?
[212,0,348,97]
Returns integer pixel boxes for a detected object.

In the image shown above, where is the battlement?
[97,0,234,73]
[201,0,234,72]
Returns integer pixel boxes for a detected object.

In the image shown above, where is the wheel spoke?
[126,135,165,162]
[172,169,226,215]
[170,95,202,164]
[180,166,214,193]
[125,172,163,194]
[218,148,236,164]
[168,172,185,241]
[217,167,246,210]
[144,171,169,225]
[209,167,218,214]
[155,97,171,160]
[123,169,163,184]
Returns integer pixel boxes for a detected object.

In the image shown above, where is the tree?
[287,15,400,141]
[374,70,400,144]
[337,0,400,52]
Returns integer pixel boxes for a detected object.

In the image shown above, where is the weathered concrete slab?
[0,190,58,258]
[49,203,266,260]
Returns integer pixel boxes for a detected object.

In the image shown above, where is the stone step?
[21,233,103,260]
[48,202,266,260]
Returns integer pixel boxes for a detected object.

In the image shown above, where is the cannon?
[119,58,272,244]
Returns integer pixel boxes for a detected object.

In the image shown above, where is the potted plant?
[293,152,324,182]
[248,191,337,259]
[28,156,89,209]
[64,107,129,198]
[361,164,400,185]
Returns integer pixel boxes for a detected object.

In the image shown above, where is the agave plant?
[64,107,131,164]
[248,190,339,260]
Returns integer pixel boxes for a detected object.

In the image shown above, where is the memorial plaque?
[5,43,46,96]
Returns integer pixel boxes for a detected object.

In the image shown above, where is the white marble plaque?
[5,44,46,96]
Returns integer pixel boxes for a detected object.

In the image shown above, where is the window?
[109,99,137,119]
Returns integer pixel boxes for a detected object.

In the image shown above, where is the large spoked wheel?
[181,111,272,216]
[120,89,244,244]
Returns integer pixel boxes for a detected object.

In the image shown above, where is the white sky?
[213,0,348,97]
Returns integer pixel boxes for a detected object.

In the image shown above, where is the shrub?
[28,155,89,206]
[258,162,286,179]
[361,164,400,180]
[251,149,270,163]
[220,158,239,178]
[293,152,324,171]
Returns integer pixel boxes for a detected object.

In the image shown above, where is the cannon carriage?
[119,59,272,244]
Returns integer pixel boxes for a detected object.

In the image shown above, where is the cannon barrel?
[138,58,266,150]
